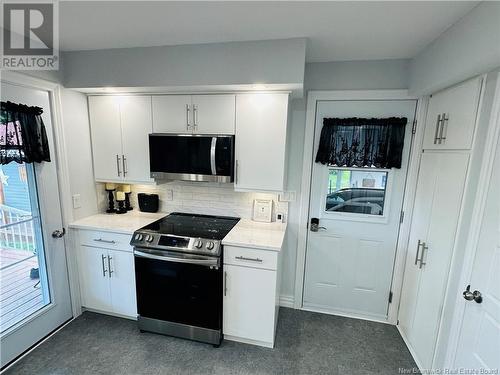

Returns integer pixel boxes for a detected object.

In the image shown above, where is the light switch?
[72,194,82,209]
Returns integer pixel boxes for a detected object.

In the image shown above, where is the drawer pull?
[235,255,263,263]
[94,238,116,244]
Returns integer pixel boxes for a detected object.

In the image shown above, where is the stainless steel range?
[130,212,240,346]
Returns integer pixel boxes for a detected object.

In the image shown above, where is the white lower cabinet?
[223,246,281,348]
[76,231,137,318]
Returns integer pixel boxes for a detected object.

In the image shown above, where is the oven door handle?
[134,249,219,267]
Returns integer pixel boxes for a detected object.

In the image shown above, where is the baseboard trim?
[224,334,273,348]
[396,324,423,372]
[279,295,295,308]
[301,303,391,325]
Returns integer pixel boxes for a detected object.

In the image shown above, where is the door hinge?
[389,291,393,303]
[412,119,417,134]
[399,210,404,224]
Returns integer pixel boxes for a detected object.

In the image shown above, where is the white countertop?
[70,212,287,251]
[69,211,166,235]
[222,219,287,251]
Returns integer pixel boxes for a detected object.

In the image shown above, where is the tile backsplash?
[97,181,288,221]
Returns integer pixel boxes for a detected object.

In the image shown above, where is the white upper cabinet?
[119,96,153,183]
[192,95,235,134]
[423,77,482,150]
[152,95,192,133]
[88,95,153,184]
[88,96,123,182]
[152,94,235,134]
[235,93,289,192]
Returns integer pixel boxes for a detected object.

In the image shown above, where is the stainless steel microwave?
[149,134,235,183]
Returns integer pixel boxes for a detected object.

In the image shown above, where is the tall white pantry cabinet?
[398,76,483,369]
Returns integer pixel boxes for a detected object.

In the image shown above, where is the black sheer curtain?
[0,101,50,164]
[315,117,407,169]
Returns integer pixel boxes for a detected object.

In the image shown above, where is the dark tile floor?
[4,308,417,375]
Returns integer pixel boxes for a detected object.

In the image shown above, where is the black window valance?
[315,117,407,169]
[0,101,50,164]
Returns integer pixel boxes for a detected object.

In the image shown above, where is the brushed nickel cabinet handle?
[235,255,263,263]
[419,242,428,269]
[414,240,422,266]
[107,255,113,277]
[116,155,121,177]
[434,114,442,144]
[122,155,127,177]
[101,254,107,277]
[440,113,448,143]
[94,238,116,244]
[186,104,191,130]
[193,104,198,129]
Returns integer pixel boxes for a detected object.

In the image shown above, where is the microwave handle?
[210,137,217,175]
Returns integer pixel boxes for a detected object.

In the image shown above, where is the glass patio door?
[0,81,72,368]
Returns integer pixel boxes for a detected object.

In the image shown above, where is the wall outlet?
[165,189,173,201]
[72,194,82,209]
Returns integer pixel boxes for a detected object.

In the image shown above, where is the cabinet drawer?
[224,246,277,270]
[78,230,132,252]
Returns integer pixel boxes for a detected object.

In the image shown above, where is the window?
[325,169,388,216]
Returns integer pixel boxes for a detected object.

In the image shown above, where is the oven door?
[149,134,234,182]
[134,248,222,331]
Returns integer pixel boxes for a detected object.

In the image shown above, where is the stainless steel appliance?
[149,134,235,182]
[130,212,240,346]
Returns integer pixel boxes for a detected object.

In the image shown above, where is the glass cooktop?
[140,212,240,240]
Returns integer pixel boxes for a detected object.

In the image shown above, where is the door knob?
[310,218,326,232]
[463,285,483,303]
[52,228,66,238]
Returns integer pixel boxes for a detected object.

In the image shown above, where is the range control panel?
[130,232,221,256]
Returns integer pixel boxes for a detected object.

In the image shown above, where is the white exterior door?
[0,82,72,367]
[303,100,417,320]
[453,136,500,371]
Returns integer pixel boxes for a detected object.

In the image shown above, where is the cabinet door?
[423,77,482,150]
[152,95,192,133]
[223,264,276,345]
[88,96,123,182]
[192,95,235,134]
[120,96,154,183]
[108,249,137,318]
[399,152,469,368]
[235,93,288,192]
[77,245,112,312]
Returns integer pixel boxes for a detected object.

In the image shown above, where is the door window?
[0,162,50,333]
[325,168,388,215]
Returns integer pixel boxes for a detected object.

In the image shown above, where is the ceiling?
[59,1,479,62]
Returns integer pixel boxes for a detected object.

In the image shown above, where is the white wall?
[409,1,500,95]
[59,89,98,220]
[280,59,410,301]
[62,38,306,93]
